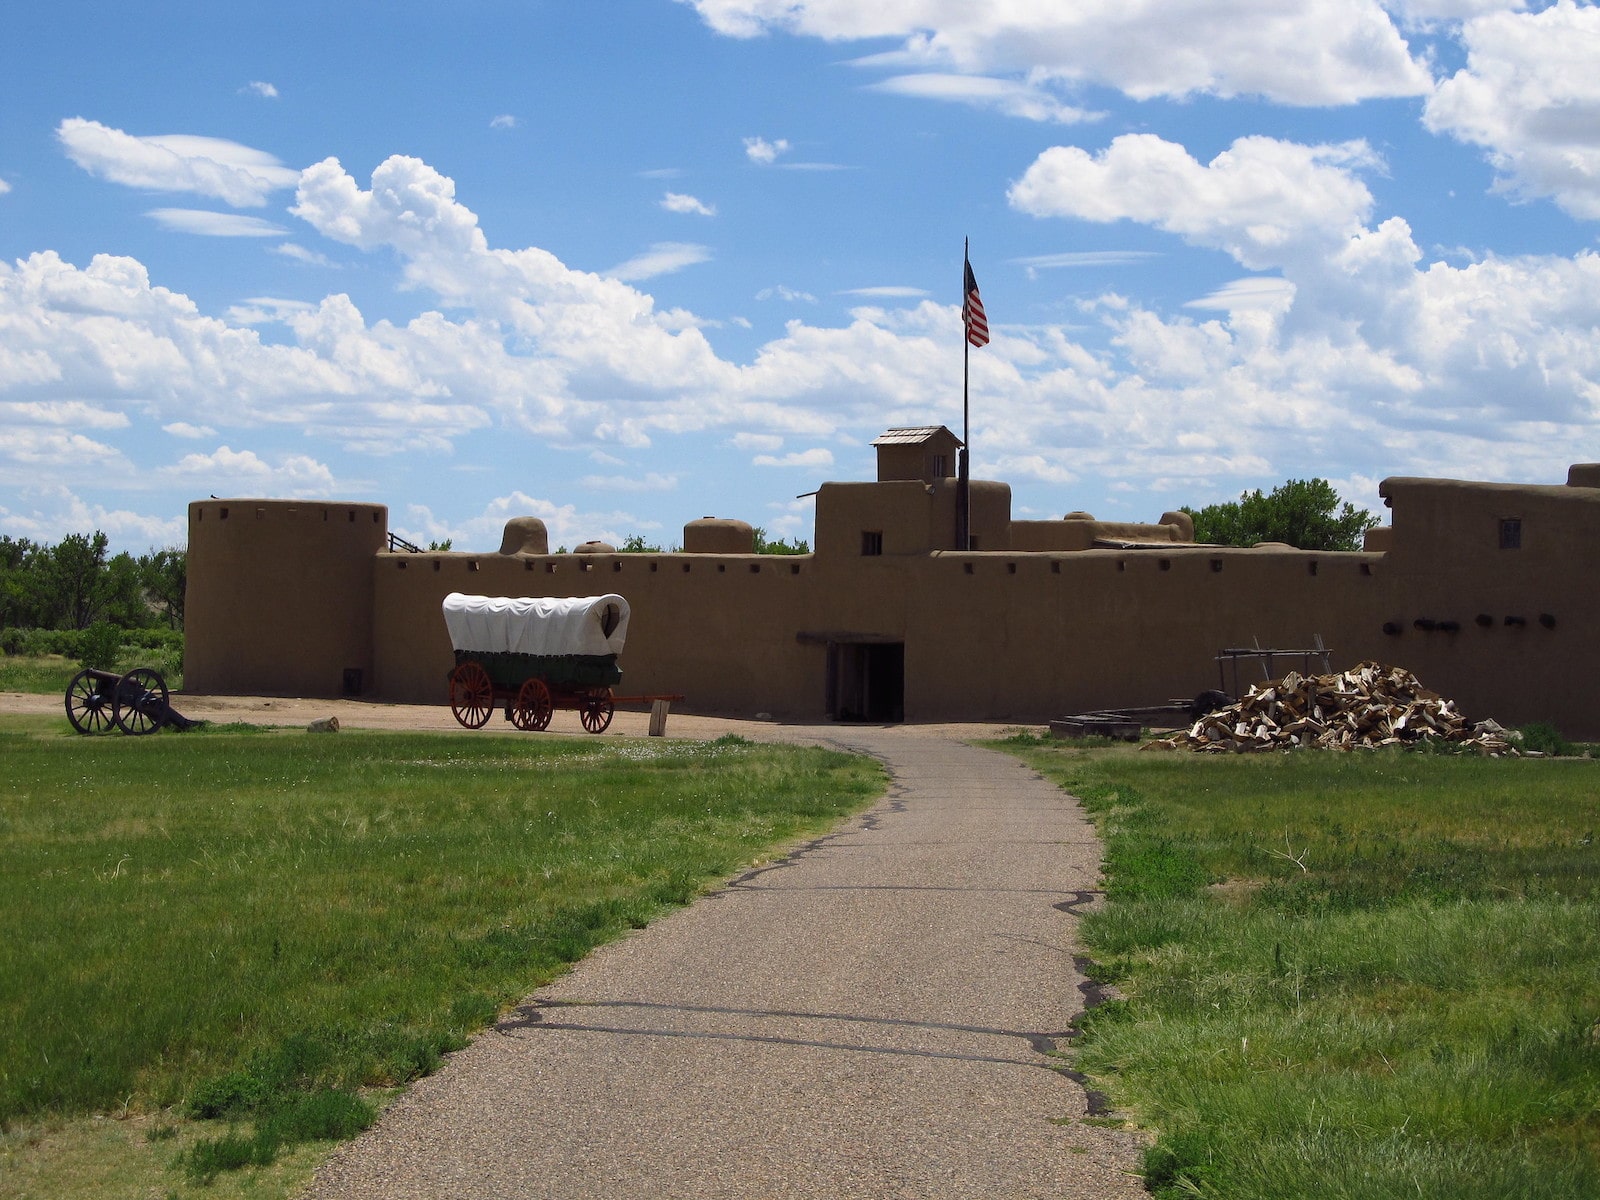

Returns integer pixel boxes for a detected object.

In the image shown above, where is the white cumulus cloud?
[159,445,338,495]
[1425,0,1600,220]
[1009,134,1381,271]
[743,136,790,164]
[243,81,279,99]
[686,0,1432,106]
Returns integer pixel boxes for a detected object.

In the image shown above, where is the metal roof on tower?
[870,426,963,447]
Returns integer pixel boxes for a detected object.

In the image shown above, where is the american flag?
[963,259,989,348]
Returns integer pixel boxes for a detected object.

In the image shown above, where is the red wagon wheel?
[113,668,169,736]
[579,688,615,734]
[449,660,494,729]
[512,678,554,731]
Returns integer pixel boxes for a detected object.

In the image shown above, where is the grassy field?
[0,655,80,696]
[1000,739,1600,1199]
[0,717,883,1196]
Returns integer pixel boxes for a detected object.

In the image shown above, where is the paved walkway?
[306,727,1147,1199]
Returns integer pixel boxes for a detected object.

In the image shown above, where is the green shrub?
[1519,722,1575,757]
[76,622,123,670]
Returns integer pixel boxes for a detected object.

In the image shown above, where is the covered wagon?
[442,592,629,733]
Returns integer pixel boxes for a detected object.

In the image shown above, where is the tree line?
[0,533,186,636]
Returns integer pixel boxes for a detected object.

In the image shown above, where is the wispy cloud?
[605,242,712,281]
[757,285,816,303]
[870,74,1100,124]
[270,242,336,266]
[58,118,300,206]
[839,285,929,298]
[1185,277,1296,312]
[242,81,279,99]
[490,114,517,129]
[1012,251,1160,270]
[146,208,288,236]
[163,422,216,439]
[0,177,12,195]
[578,472,679,491]
[661,192,716,216]
[753,448,834,468]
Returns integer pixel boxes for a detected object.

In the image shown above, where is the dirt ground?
[3,688,1035,744]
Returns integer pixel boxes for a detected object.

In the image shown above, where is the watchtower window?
[861,531,883,556]
[1499,518,1522,549]
[930,453,947,478]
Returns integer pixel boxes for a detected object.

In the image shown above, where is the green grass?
[0,651,183,695]
[0,719,883,1186]
[999,741,1600,1199]
[0,654,79,695]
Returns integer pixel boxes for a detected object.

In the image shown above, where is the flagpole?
[959,237,971,552]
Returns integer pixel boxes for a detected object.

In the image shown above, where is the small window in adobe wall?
[1500,518,1522,549]
[861,531,883,556]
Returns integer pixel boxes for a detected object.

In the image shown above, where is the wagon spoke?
[449,661,494,729]
[513,677,553,732]
[580,689,614,734]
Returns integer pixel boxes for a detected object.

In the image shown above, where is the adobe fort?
[185,426,1599,736]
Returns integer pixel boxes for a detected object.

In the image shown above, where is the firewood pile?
[1144,661,1519,754]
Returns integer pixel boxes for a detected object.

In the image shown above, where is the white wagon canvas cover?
[442,593,630,658]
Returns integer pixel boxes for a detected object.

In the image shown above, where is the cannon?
[442,593,629,734]
[64,667,199,735]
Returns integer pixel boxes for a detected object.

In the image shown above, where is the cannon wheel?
[512,678,554,732]
[113,668,169,736]
[579,689,615,734]
[65,669,116,735]
[449,660,494,729]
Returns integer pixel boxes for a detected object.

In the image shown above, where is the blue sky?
[3,0,1599,553]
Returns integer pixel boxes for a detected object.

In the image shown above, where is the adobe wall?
[183,471,1600,737]
[372,550,829,718]
[368,538,1392,723]
[1369,477,1600,731]
[893,545,1389,721]
[185,500,385,697]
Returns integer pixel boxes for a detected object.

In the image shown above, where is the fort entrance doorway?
[828,640,904,723]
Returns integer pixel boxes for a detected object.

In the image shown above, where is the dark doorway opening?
[829,641,905,723]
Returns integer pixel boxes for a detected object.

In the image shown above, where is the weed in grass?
[1520,721,1576,757]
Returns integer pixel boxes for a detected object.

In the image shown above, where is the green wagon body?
[453,649,621,691]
